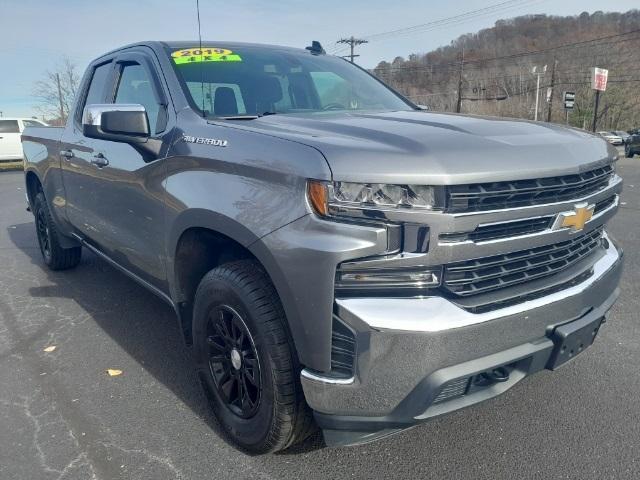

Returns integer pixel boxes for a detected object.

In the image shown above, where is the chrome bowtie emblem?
[552,202,595,233]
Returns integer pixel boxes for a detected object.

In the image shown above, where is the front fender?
[165,207,268,300]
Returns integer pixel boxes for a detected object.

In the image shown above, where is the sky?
[1,0,638,118]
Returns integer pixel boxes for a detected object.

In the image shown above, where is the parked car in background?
[597,131,623,145]
[625,130,640,157]
[613,130,630,144]
[0,118,48,162]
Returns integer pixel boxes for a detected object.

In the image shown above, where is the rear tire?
[192,259,315,454]
[33,192,81,270]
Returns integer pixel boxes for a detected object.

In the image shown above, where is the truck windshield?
[168,45,413,118]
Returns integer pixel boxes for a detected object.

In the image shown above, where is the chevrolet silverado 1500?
[22,41,623,453]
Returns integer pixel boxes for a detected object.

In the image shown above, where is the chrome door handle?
[60,149,74,159]
[91,153,109,168]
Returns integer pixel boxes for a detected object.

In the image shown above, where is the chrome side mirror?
[82,104,150,143]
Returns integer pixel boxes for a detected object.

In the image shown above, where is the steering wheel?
[322,102,347,111]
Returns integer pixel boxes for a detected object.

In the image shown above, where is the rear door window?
[0,120,20,133]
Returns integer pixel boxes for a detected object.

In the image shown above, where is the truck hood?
[234,110,615,185]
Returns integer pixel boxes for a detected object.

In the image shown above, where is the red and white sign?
[591,67,608,91]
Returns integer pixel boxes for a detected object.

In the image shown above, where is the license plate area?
[546,315,603,370]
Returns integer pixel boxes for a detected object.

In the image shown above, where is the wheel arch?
[25,168,43,208]
[167,209,307,366]
[24,168,80,250]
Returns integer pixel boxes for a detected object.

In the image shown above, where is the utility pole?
[55,73,65,122]
[455,45,465,113]
[337,36,368,63]
[592,90,601,132]
[546,59,557,123]
[532,65,546,121]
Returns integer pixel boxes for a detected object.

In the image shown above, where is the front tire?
[193,260,315,453]
[625,144,635,158]
[33,192,81,270]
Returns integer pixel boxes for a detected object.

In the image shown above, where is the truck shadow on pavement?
[7,222,323,455]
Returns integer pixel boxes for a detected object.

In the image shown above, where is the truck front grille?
[446,165,614,213]
[443,227,603,297]
[439,194,616,244]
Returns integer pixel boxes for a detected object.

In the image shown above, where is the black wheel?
[625,144,634,158]
[193,260,315,453]
[33,192,81,270]
[206,304,262,419]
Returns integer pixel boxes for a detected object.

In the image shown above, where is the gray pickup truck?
[22,41,623,453]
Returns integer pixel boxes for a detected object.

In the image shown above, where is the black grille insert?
[594,195,617,214]
[443,227,603,296]
[433,377,470,404]
[440,216,554,243]
[447,165,614,212]
[464,268,595,314]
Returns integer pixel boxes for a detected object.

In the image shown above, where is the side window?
[83,62,113,109]
[22,119,43,128]
[0,120,20,133]
[114,64,160,134]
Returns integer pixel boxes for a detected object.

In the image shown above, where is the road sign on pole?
[590,67,608,132]
[563,91,575,110]
[591,68,609,91]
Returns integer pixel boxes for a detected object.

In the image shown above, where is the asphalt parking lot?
[1,154,639,480]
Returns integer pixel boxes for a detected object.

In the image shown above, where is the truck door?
[0,120,23,160]
[61,59,114,234]
[61,49,175,292]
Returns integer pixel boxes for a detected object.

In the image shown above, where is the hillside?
[373,10,640,130]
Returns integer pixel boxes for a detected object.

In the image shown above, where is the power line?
[372,30,640,75]
[366,0,541,42]
[328,0,542,54]
[407,77,640,108]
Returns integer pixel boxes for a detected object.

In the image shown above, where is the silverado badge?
[182,134,228,147]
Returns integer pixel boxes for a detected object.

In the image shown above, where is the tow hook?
[473,366,510,386]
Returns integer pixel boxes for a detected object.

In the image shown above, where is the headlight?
[308,180,439,219]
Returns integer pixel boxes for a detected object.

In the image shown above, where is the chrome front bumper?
[301,234,622,432]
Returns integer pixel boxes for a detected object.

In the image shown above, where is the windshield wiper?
[216,111,278,120]
[218,115,260,120]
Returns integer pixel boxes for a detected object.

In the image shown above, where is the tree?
[372,10,640,127]
[32,57,81,125]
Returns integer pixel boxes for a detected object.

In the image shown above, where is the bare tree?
[32,57,81,125]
